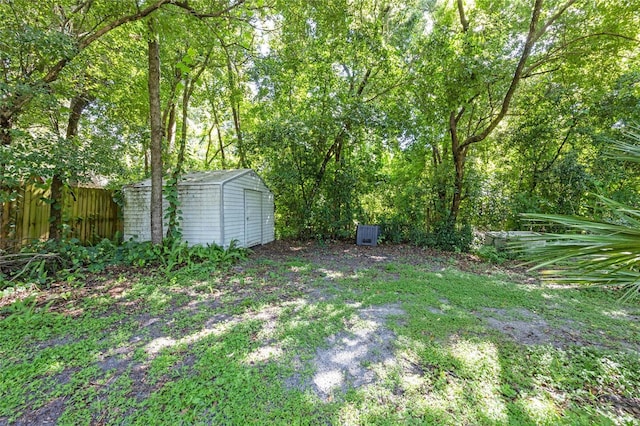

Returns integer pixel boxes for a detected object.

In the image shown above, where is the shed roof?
[127,169,254,188]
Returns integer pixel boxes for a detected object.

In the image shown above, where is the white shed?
[123,169,274,248]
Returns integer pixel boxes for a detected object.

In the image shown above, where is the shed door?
[244,190,262,247]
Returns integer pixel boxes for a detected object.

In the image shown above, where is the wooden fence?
[0,185,123,250]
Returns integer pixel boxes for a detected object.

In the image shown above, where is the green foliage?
[521,129,640,299]
[378,219,473,252]
[163,175,183,241]
[1,238,248,291]
[475,245,508,264]
[2,0,640,247]
[378,221,411,245]
[427,220,473,253]
[523,201,640,301]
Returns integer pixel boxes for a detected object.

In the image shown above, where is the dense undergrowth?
[0,238,248,292]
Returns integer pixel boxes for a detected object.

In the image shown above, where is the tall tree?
[147,18,164,245]
[413,0,640,229]
[48,93,93,241]
[0,0,179,146]
[250,0,416,237]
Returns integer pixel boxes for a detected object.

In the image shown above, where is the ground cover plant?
[1,241,639,425]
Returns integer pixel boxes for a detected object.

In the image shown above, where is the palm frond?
[606,127,640,163]
[517,154,640,300]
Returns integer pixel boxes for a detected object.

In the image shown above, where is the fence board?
[0,185,122,249]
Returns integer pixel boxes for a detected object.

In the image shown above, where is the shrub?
[427,220,473,252]
[1,238,249,290]
[475,245,507,264]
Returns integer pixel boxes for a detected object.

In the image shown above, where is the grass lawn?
[1,241,639,425]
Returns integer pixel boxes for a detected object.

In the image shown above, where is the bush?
[521,127,640,300]
[378,221,409,244]
[427,220,473,252]
[377,219,473,252]
[475,245,508,264]
[1,238,249,290]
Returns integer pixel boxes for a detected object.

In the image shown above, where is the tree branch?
[533,0,577,42]
[538,119,577,175]
[170,0,247,19]
[459,0,543,150]
[8,0,249,127]
[526,31,640,76]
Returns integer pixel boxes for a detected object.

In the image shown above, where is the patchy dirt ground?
[2,241,639,424]
[285,303,405,401]
[250,240,523,277]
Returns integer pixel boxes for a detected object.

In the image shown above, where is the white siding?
[222,171,274,247]
[122,187,169,242]
[123,169,274,248]
[179,185,221,246]
[244,190,262,247]
[123,187,151,242]
[222,176,250,247]
[262,191,275,244]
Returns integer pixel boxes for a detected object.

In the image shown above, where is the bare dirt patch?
[285,303,404,400]
[251,240,536,285]
[479,307,561,346]
[477,307,639,352]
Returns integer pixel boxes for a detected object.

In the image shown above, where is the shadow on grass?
[1,252,639,424]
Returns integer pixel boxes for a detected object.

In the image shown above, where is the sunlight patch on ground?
[145,316,235,356]
[601,310,635,320]
[337,384,404,423]
[280,298,308,314]
[45,361,64,375]
[245,345,283,364]
[243,306,284,364]
[314,370,344,394]
[286,304,403,400]
[147,303,292,358]
[422,376,465,413]
[317,268,344,280]
[449,339,508,423]
[252,305,282,338]
[523,394,559,423]
[368,255,389,262]
[541,292,561,300]
[145,288,172,308]
[337,402,363,425]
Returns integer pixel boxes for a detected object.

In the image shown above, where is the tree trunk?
[162,69,181,156]
[166,104,177,154]
[446,0,546,224]
[222,46,246,168]
[148,21,164,245]
[0,113,13,248]
[450,145,467,222]
[213,108,226,168]
[48,177,64,240]
[49,95,91,241]
[0,114,12,146]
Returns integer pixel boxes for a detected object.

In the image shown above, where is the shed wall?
[222,172,274,247]
[262,191,275,244]
[124,170,274,248]
[124,186,222,246]
[122,187,166,242]
[179,185,222,246]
